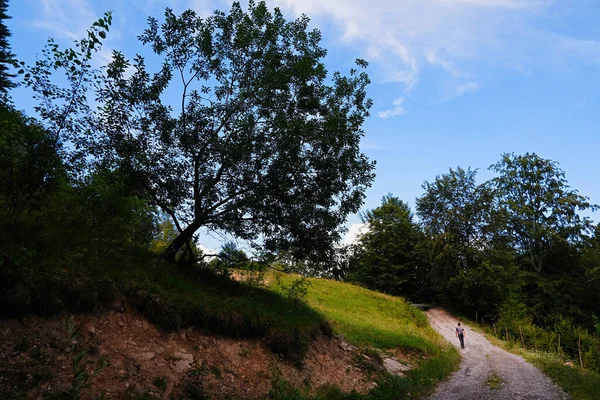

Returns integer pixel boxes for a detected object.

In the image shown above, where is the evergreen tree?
[346,194,422,296]
[0,0,16,101]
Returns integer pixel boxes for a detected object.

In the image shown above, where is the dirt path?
[425,308,569,400]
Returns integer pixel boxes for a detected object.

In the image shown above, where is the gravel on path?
[425,307,569,400]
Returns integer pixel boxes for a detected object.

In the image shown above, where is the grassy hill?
[2,259,459,399]
[270,273,460,399]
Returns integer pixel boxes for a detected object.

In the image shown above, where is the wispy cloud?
[378,97,406,119]
[361,140,385,150]
[456,81,481,96]
[269,0,600,103]
[272,0,547,89]
[32,0,97,39]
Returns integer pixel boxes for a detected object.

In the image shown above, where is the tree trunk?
[164,221,201,261]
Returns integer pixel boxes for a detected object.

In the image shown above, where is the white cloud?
[378,97,406,119]
[270,0,547,89]
[456,81,481,96]
[343,223,368,245]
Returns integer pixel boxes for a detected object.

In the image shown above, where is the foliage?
[0,107,156,316]
[20,11,112,179]
[415,166,520,311]
[150,214,179,255]
[0,107,65,232]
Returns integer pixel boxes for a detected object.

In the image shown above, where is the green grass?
[273,274,443,353]
[519,352,600,400]
[270,273,460,399]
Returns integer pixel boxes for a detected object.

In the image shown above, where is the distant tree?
[416,167,493,286]
[346,194,422,296]
[0,0,16,103]
[489,153,596,274]
[416,167,491,248]
[93,2,374,262]
[151,214,179,254]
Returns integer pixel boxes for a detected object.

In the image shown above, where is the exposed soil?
[0,305,378,399]
[425,308,569,400]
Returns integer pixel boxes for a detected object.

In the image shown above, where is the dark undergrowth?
[0,251,326,364]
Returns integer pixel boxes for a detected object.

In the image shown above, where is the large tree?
[93,2,374,261]
[490,152,596,273]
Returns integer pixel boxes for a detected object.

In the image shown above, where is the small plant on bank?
[275,275,311,305]
[153,376,169,392]
[62,316,109,399]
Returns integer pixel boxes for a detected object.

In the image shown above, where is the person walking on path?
[456,322,466,349]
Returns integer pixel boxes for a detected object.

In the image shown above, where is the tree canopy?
[51,1,375,261]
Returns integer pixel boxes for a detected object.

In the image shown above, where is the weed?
[239,347,251,358]
[485,372,504,390]
[181,380,208,400]
[275,274,311,305]
[210,365,222,378]
[153,376,168,392]
[13,338,29,353]
[62,315,109,398]
[268,366,306,400]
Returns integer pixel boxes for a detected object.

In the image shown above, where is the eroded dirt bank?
[0,306,379,399]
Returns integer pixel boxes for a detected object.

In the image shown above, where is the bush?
[494,301,600,373]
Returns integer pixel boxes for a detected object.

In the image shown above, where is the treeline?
[342,155,600,370]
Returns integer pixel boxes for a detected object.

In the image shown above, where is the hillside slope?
[0,266,459,399]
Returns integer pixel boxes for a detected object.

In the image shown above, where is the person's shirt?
[456,326,465,335]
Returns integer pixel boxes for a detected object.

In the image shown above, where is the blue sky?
[7,0,600,251]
